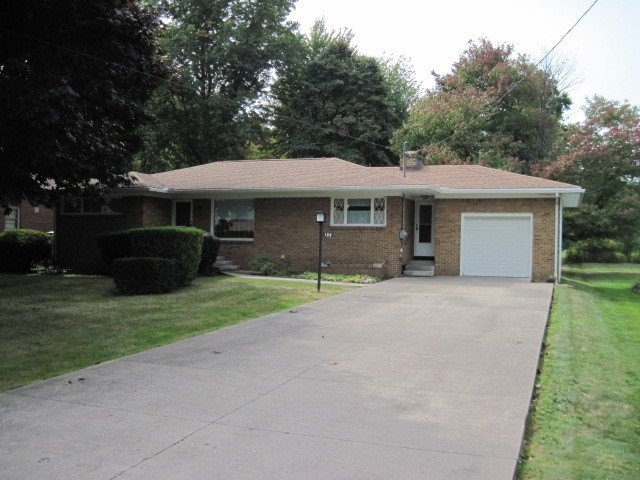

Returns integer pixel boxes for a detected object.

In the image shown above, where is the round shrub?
[199,233,220,276]
[0,229,52,272]
[128,226,203,286]
[112,257,177,295]
[97,230,132,266]
[249,255,280,276]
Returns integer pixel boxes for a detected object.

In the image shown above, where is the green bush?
[249,255,281,276]
[565,238,628,264]
[0,229,52,272]
[97,230,132,265]
[628,251,640,264]
[112,257,177,294]
[292,272,380,284]
[128,226,202,286]
[199,233,221,276]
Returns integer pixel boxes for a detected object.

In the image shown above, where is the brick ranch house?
[55,157,584,282]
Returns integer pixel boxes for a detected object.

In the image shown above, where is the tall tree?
[136,0,297,172]
[542,96,640,250]
[394,39,572,172]
[0,0,162,211]
[273,21,398,165]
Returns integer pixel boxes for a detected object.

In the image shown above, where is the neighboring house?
[55,157,584,282]
[1,200,54,233]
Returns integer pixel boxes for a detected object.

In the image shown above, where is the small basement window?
[331,197,386,227]
[60,197,122,215]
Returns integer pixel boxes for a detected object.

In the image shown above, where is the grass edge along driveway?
[518,263,640,480]
[0,274,352,392]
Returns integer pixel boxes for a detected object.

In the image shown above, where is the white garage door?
[460,214,532,278]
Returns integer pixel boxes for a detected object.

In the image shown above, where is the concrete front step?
[404,259,435,277]
[214,259,233,266]
[404,268,435,277]
[216,264,240,272]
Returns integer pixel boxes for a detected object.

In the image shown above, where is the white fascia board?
[166,185,439,199]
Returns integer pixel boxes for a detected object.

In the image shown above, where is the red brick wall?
[0,200,54,233]
[56,196,172,273]
[434,198,556,282]
[218,197,410,278]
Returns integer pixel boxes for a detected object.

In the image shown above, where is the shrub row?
[98,226,219,295]
[0,229,52,272]
[565,238,640,264]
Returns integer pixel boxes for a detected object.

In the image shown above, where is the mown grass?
[518,263,640,480]
[0,274,351,391]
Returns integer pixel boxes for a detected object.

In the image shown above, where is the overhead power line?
[430,0,600,149]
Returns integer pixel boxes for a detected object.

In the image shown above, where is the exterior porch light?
[316,211,326,291]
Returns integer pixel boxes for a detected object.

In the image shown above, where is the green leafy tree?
[394,39,571,172]
[136,0,297,172]
[273,21,398,165]
[543,96,640,252]
[0,0,162,211]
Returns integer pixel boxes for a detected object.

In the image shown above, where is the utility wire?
[0,0,599,156]
[429,0,600,149]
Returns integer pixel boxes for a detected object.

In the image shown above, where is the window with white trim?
[331,197,386,226]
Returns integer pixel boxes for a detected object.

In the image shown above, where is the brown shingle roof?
[370,165,578,189]
[129,157,580,192]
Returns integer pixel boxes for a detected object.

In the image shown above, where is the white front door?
[414,202,435,257]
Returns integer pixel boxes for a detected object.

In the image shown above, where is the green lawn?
[518,263,640,479]
[0,274,351,392]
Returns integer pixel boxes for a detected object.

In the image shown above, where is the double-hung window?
[331,197,386,227]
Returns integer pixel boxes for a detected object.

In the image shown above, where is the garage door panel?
[461,215,532,278]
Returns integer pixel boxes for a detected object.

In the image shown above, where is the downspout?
[554,193,559,282]
[558,195,564,284]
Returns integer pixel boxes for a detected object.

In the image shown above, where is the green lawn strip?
[0,274,351,391]
[518,264,640,480]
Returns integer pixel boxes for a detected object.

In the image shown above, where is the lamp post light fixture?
[316,211,326,292]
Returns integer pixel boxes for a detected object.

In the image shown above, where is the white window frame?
[60,197,122,216]
[212,199,255,242]
[4,205,20,230]
[330,197,387,227]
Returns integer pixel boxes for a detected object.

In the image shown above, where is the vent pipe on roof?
[402,142,407,177]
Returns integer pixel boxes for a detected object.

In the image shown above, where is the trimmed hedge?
[0,229,52,272]
[199,233,221,276]
[97,230,132,266]
[127,226,203,286]
[565,238,628,264]
[113,257,177,295]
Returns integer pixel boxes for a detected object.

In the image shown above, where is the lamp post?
[316,211,325,292]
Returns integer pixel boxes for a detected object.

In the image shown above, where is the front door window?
[414,202,435,257]
[419,204,433,244]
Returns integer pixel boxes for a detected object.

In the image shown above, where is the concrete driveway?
[1,276,552,480]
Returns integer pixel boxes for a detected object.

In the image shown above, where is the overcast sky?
[289,0,638,121]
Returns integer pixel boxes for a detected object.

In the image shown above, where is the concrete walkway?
[1,277,553,480]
